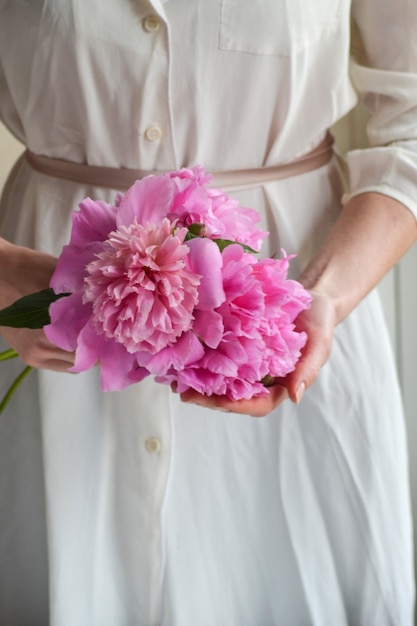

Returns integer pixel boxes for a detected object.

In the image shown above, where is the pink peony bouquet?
[0,166,311,407]
[45,166,311,399]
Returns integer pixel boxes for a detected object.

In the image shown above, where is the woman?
[0,1,416,624]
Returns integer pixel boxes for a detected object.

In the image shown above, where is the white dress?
[0,1,416,624]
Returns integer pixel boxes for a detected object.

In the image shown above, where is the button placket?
[140,13,164,148]
[136,5,178,174]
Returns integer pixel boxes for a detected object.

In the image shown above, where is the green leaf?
[184,224,258,254]
[0,289,70,329]
[261,374,277,388]
[186,222,208,237]
[184,231,199,242]
[212,238,257,254]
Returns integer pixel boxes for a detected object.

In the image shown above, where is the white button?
[145,437,161,453]
[144,124,162,142]
[142,15,160,33]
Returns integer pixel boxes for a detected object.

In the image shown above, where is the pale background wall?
[0,115,416,611]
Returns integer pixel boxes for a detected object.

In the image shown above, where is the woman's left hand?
[179,288,337,417]
[179,191,417,417]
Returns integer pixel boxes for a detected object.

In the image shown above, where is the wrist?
[0,239,56,306]
[298,192,417,324]
[298,265,349,327]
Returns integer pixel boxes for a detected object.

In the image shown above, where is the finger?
[286,331,332,403]
[180,383,289,418]
[17,353,75,370]
[38,358,77,373]
[11,340,75,370]
[2,328,76,370]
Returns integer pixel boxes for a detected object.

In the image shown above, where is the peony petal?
[202,350,238,376]
[70,319,103,372]
[99,341,149,391]
[116,175,174,227]
[69,320,150,391]
[192,309,224,348]
[136,331,205,376]
[168,368,225,397]
[45,293,91,351]
[186,237,225,309]
[50,246,100,293]
[225,379,268,401]
[70,198,118,246]
[49,198,117,293]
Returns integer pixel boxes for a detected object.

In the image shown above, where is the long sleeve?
[345,0,417,219]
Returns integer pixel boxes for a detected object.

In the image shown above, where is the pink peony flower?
[45,166,310,397]
[45,171,229,391]
[83,218,200,354]
[111,165,267,252]
[156,246,312,401]
[165,166,268,251]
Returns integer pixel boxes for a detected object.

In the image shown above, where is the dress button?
[142,15,160,33]
[145,437,161,453]
[144,124,163,142]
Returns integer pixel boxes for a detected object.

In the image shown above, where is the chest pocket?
[218,0,341,56]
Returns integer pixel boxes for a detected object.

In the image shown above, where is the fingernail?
[295,381,306,404]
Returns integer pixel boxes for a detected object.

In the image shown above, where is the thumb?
[286,325,333,404]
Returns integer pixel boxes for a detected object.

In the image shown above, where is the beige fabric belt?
[24,133,334,192]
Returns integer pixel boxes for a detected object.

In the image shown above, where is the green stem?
[0,348,19,362]
[0,365,33,414]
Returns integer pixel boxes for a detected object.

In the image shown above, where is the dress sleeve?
[344,0,417,219]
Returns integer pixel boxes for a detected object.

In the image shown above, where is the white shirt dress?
[0,1,416,624]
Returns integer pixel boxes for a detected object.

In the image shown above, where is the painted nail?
[295,381,306,404]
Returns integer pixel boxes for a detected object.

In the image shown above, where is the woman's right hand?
[0,238,75,371]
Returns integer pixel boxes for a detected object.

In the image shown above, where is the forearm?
[0,237,56,307]
[0,237,74,370]
[298,192,417,324]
